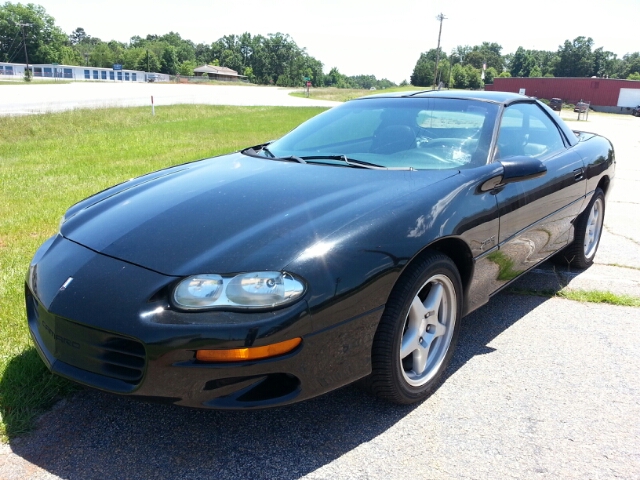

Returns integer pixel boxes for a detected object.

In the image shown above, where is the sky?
[32,0,639,84]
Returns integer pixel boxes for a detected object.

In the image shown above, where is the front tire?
[557,188,606,269]
[366,252,462,404]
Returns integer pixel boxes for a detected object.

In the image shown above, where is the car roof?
[357,90,532,105]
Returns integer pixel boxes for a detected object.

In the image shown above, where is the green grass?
[557,289,640,306]
[290,86,465,103]
[509,287,640,307]
[290,87,370,102]
[0,79,73,85]
[0,104,327,441]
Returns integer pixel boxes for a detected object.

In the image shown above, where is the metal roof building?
[193,65,246,82]
[485,77,640,114]
[0,62,152,82]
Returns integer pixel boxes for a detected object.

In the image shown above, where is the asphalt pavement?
[1,93,639,480]
[0,82,339,114]
[1,296,638,479]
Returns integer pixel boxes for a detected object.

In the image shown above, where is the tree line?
[0,2,394,88]
[411,38,640,88]
[3,3,639,89]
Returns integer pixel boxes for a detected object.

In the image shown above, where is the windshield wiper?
[242,148,413,170]
[300,155,414,171]
[261,145,276,158]
[241,146,306,164]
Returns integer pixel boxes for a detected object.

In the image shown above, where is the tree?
[410,52,435,87]
[325,67,349,88]
[220,49,243,72]
[69,27,88,45]
[528,50,558,76]
[509,47,527,77]
[177,60,196,76]
[465,50,485,69]
[451,63,467,88]
[89,43,114,68]
[195,43,213,65]
[484,66,498,84]
[554,37,595,77]
[436,59,450,87]
[449,45,471,66]
[520,54,537,77]
[243,66,256,83]
[134,50,160,72]
[0,3,69,64]
[589,47,616,78]
[621,52,640,78]
[161,45,178,74]
[464,64,482,89]
[477,42,504,71]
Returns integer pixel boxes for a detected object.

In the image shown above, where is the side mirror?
[500,156,547,184]
[479,157,547,192]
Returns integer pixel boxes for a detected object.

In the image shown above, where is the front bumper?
[26,235,381,408]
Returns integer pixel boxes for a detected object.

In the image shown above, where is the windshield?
[265,97,499,170]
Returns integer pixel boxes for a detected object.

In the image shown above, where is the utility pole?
[433,13,447,90]
[19,23,31,77]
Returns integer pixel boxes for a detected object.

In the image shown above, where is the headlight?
[172,272,306,310]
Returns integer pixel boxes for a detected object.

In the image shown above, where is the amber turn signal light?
[196,337,302,362]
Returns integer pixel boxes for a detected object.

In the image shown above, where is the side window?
[496,103,565,160]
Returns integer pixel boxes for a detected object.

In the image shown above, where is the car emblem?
[59,277,73,291]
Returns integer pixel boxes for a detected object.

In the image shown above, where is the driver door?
[493,102,586,277]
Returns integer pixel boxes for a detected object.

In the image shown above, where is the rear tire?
[365,252,462,404]
[555,188,605,269]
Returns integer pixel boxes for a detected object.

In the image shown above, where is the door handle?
[573,168,584,181]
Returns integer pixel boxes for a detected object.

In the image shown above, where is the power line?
[433,13,447,89]
[7,40,24,63]
[2,29,21,62]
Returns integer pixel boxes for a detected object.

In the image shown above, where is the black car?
[549,98,563,111]
[26,91,615,408]
[632,105,640,117]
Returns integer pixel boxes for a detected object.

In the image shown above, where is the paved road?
[1,100,639,479]
[0,82,339,114]
[1,296,638,479]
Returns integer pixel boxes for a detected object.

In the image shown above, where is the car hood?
[61,153,458,276]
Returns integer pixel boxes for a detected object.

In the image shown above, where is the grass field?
[0,104,326,440]
[0,79,73,85]
[290,86,458,102]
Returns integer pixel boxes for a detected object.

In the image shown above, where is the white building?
[0,62,163,82]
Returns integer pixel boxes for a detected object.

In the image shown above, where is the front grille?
[27,290,147,386]
[80,332,146,384]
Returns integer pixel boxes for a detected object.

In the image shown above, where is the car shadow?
[6,292,549,480]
